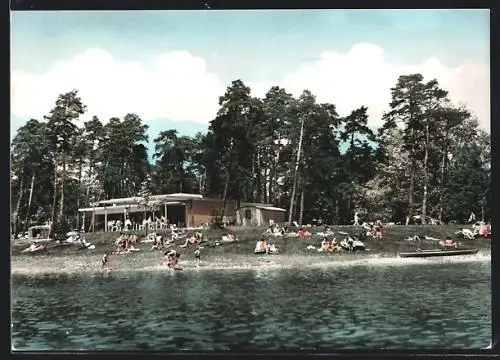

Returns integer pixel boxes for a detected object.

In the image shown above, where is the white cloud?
[11,49,225,124]
[250,43,490,131]
[11,43,490,131]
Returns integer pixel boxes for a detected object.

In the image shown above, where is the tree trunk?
[263,168,268,204]
[76,158,83,229]
[288,118,305,225]
[97,157,110,202]
[13,171,25,236]
[438,130,449,222]
[23,173,36,232]
[408,159,415,223]
[179,164,184,193]
[221,167,231,219]
[251,152,256,202]
[273,132,281,204]
[421,121,430,224]
[335,198,339,226]
[58,153,67,219]
[86,160,93,207]
[201,168,207,194]
[347,192,352,223]
[299,178,305,226]
[50,157,59,236]
[268,168,274,203]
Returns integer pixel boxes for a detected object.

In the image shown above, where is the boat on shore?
[399,248,479,258]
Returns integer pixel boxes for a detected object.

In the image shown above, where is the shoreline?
[11,251,491,276]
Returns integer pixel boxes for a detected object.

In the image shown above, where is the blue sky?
[11,9,490,151]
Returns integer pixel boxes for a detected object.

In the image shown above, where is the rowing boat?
[399,248,479,258]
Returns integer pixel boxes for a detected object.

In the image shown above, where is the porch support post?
[104,207,108,232]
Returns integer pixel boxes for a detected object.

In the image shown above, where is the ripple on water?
[11,261,491,350]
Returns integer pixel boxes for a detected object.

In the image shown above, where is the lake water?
[11,260,491,351]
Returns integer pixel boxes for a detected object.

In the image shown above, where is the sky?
[11,9,490,144]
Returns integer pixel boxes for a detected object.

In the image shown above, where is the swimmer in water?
[101,252,110,270]
[165,249,180,269]
[194,247,201,267]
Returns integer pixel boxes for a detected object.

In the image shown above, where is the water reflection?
[12,261,491,351]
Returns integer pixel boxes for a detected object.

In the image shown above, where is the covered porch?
[79,193,202,232]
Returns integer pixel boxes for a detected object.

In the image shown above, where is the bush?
[209,208,226,229]
[51,219,71,243]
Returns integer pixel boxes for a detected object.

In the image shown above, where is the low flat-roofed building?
[78,193,287,232]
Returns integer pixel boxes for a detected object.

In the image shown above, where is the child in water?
[194,247,201,267]
[101,252,110,270]
[165,249,181,269]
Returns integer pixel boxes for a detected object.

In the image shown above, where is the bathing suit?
[195,249,200,259]
[102,254,108,265]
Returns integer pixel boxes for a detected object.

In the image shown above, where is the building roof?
[78,204,159,215]
[258,206,287,212]
[98,193,203,205]
[238,204,287,212]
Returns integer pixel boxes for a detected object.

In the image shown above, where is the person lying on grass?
[151,237,168,251]
[254,238,268,254]
[297,228,311,237]
[180,232,203,248]
[440,237,460,249]
[221,233,237,242]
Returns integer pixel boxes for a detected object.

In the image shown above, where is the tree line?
[10,73,491,235]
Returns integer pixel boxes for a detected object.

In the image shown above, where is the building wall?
[262,209,286,225]
[237,207,288,226]
[187,199,237,227]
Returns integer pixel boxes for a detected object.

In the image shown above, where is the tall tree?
[384,74,426,223]
[44,90,87,234]
[420,79,449,224]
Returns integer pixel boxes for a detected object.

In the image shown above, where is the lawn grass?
[11,224,490,259]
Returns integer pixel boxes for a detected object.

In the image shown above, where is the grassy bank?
[10,225,491,274]
[11,224,490,258]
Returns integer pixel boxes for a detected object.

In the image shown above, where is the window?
[245,209,252,219]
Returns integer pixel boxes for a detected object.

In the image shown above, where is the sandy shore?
[11,250,491,276]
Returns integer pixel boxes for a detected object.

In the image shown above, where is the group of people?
[360,220,383,239]
[254,238,278,254]
[320,237,342,252]
[472,221,491,238]
[265,223,288,236]
[106,216,184,232]
[114,233,139,253]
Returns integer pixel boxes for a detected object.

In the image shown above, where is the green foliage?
[51,219,71,243]
[10,74,490,228]
[209,208,226,229]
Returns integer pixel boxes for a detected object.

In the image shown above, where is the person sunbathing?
[254,238,268,254]
[221,233,237,242]
[180,232,203,247]
[325,227,335,236]
[150,237,164,250]
[297,228,311,237]
[321,238,330,252]
[441,237,459,249]
[267,243,278,254]
[481,225,490,238]
[330,239,342,252]
[372,223,383,239]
